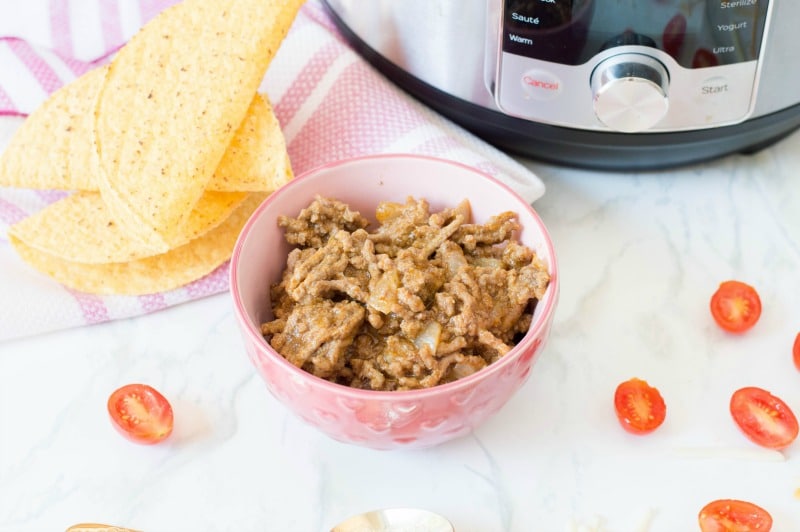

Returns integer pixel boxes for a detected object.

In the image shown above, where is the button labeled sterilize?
[521,69,562,100]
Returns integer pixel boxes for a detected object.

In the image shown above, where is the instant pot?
[322,0,800,170]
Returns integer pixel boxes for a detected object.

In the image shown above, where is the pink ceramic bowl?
[230,154,559,450]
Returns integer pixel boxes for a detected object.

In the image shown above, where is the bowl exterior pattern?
[231,154,559,450]
[241,317,553,450]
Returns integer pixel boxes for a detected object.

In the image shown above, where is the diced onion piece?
[414,321,442,354]
[367,270,399,314]
[375,201,405,223]
[472,257,502,269]
[453,199,472,224]
[441,246,468,276]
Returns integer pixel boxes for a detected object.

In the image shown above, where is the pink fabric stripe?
[287,60,424,173]
[50,0,116,77]
[0,85,18,115]
[0,197,30,226]
[413,134,465,157]
[7,38,65,95]
[59,53,100,77]
[139,0,177,26]
[99,0,123,53]
[34,190,70,205]
[184,264,229,300]
[473,160,504,179]
[49,0,73,58]
[63,47,120,78]
[0,38,100,115]
[67,290,111,324]
[303,2,342,38]
[405,131,506,181]
[274,41,341,126]
[138,293,168,313]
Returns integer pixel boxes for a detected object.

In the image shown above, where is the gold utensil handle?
[66,524,141,532]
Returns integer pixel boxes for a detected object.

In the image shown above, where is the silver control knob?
[591,54,669,133]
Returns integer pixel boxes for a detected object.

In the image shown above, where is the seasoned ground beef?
[261,195,550,391]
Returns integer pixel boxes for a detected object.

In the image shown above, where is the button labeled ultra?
[520,69,562,100]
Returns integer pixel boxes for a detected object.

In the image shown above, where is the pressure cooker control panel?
[491,0,772,132]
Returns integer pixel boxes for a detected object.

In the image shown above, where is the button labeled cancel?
[521,69,562,101]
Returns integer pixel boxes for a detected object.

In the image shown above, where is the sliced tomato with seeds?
[698,499,772,532]
[730,386,798,450]
[709,280,762,333]
[692,48,719,68]
[662,13,687,58]
[613,378,667,435]
[108,383,174,445]
[793,332,800,371]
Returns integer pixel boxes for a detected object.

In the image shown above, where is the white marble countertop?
[3,124,800,532]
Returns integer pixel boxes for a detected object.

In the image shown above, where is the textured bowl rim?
[230,153,559,400]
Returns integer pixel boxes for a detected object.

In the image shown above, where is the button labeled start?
[700,76,729,96]
[521,69,562,101]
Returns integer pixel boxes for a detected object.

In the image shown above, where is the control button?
[697,76,735,113]
[591,53,669,133]
[520,69,562,101]
[700,76,730,97]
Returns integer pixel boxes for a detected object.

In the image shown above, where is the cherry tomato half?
[698,499,772,532]
[692,48,719,68]
[730,386,798,450]
[662,13,687,58]
[107,383,174,445]
[614,378,667,435]
[793,332,800,372]
[709,280,762,334]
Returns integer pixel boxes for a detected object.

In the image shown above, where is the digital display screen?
[502,0,769,68]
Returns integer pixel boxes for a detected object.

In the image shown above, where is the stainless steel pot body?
[323,0,800,168]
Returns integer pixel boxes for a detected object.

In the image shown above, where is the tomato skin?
[698,499,772,532]
[730,386,798,450]
[107,383,174,445]
[793,332,800,372]
[662,13,687,58]
[613,378,667,435]
[709,281,762,334]
[692,48,720,68]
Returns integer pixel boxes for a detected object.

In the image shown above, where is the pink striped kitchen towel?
[0,0,545,342]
